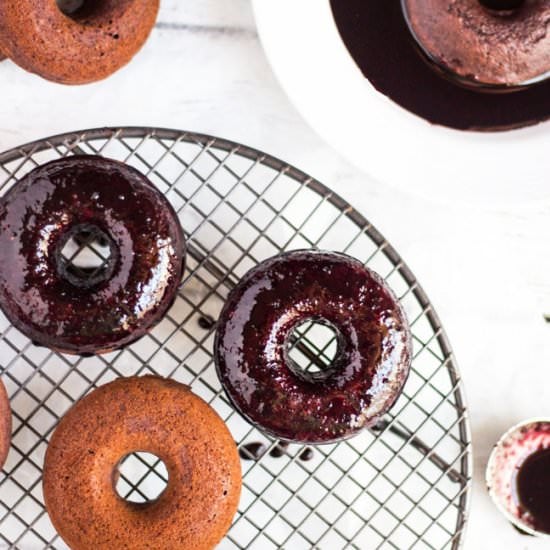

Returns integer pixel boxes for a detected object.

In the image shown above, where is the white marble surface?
[1,1,549,548]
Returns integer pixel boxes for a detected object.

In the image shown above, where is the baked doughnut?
[402,0,550,88]
[43,376,242,550]
[0,0,159,84]
[0,378,11,470]
[215,250,412,443]
[0,156,185,355]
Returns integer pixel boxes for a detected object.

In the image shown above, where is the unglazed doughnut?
[0,156,185,355]
[402,0,550,87]
[0,0,159,84]
[43,376,242,550]
[0,378,11,470]
[215,250,412,443]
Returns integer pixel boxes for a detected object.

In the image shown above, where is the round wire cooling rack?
[0,127,472,550]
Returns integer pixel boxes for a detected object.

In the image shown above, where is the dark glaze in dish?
[330,0,550,130]
[214,250,412,444]
[0,156,185,355]
[516,447,550,534]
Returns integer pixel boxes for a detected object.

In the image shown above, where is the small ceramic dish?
[486,418,550,537]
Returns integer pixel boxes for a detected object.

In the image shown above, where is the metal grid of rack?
[0,128,471,549]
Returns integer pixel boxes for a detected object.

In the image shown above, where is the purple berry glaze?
[516,447,550,534]
[0,156,185,355]
[214,250,412,444]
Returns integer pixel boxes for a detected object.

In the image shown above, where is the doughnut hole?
[57,224,117,288]
[286,318,342,382]
[115,452,169,504]
[478,0,525,11]
[56,0,108,19]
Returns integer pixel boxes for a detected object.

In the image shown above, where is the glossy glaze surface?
[215,250,412,444]
[239,442,266,461]
[43,376,242,550]
[0,156,185,355]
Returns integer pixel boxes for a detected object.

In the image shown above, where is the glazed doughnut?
[215,250,412,444]
[0,0,159,84]
[43,376,241,550]
[402,0,550,87]
[0,378,11,470]
[0,156,185,355]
